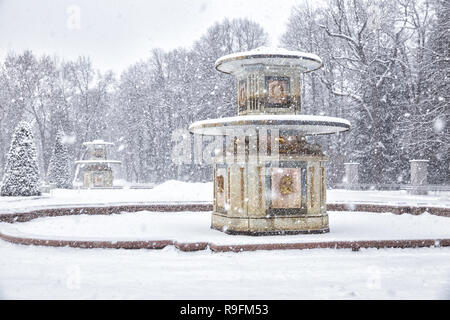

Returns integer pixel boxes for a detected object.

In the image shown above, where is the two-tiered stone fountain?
[190,47,350,235]
[75,140,121,188]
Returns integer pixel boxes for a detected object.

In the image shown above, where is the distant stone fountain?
[75,140,121,188]
[189,47,350,235]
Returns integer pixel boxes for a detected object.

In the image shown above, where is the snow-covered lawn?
[0,240,449,299]
[0,180,449,299]
[2,211,450,245]
[0,180,448,214]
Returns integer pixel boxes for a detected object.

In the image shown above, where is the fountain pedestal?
[211,150,329,235]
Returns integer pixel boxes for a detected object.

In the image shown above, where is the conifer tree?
[47,128,72,188]
[1,121,41,196]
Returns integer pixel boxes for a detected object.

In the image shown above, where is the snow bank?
[149,180,211,202]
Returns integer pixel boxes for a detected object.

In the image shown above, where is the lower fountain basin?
[189,114,350,136]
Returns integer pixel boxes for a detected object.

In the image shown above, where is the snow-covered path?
[0,240,449,299]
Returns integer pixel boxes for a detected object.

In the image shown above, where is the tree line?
[282,0,449,185]
[0,0,448,186]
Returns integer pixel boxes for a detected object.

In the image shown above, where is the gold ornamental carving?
[280,174,294,195]
[216,175,224,193]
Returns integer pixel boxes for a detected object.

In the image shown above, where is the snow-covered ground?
[0,180,448,214]
[330,189,450,208]
[0,180,212,214]
[0,180,449,299]
[0,241,449,299]
[1,211,449,245]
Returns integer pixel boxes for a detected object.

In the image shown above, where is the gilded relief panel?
[265,76,290,108]
[216,167,227,212]
[271,167,302,208]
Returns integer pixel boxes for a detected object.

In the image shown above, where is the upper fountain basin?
[215,47,323,74]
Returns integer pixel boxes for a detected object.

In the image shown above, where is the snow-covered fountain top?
[215,46,323,75]
[189,47,350,136]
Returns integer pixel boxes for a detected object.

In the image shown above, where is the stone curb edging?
[0,203,213,223]
[0,202,448,224]
[0,232,173,249]
[0,230,448,252]
[0,202,448,253]
[208,239,450,252]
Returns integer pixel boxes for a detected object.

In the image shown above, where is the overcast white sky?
[0,0,304,73]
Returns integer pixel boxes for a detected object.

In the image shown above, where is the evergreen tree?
[47,128,72,188]
[1,121,41,196]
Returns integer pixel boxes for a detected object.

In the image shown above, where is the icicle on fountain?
[189,47,350,235]
[75,140,122,188]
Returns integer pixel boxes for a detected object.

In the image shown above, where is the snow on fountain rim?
[82,140,114,146]
[215,47,323,74]
[189,114,351,136]
[74,160,122,164]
